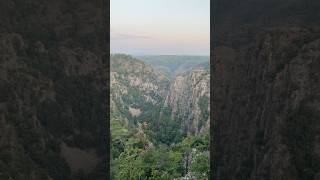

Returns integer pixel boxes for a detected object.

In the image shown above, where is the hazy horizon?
[111,53,210,56]
[111,0,210,55]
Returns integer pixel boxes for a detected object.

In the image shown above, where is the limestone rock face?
[164,69,210,135]
[213,28,320,180]
[110,54,170,127]
[111,54,169,105]
[111,54,210,136]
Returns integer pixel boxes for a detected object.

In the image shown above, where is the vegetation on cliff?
[110,54,210,179]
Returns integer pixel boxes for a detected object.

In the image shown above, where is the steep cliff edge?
[213,28,320,180]
[110,55,210,179]
[111,55,210,138]
[110,54,169,127]
[164,69,210,135]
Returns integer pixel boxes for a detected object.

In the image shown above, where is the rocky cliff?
[110,54,169,127]
[213,28,320,180]
[110,55,210,179]
[111,54,210,137]
[164,69,210,135]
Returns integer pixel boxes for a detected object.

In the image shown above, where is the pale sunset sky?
[111,0,210,55]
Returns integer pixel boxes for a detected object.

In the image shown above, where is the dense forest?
[110,54,210,179]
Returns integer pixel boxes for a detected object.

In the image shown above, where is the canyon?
[110,54,210,179]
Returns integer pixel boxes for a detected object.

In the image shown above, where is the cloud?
[111,32,151,40]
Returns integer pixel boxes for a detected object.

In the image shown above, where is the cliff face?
[111,54,169,104]
[111,54,210,136]
[164,69,210,135]
[110,54,169,127]
[110,55,210,178]
[0,1,108,179]
[213,28,320,180]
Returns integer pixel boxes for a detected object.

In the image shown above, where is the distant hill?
[136,55,209,78]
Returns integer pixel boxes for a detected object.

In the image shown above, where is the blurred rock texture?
[0,0,108,179]
[212,0,320,179]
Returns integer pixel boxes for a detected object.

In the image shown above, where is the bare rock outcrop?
[164,69,210,135]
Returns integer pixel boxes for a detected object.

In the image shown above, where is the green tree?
[114,148,146,180]
[191,153,209,179]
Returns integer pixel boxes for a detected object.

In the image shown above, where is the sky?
[111,0,210,55]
